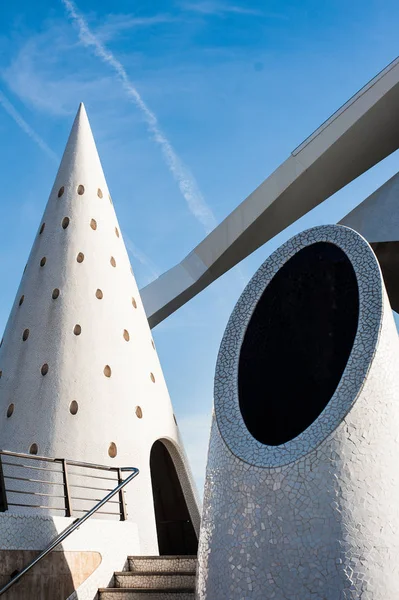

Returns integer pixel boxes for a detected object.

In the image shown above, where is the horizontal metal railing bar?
[66,471,117,482]
[69,483,113,492]
[64,459,121,472]
[0,450,61,463]
[73,509,120,516]
[6,489,65,499]
[1,451,121,474]
[2,462,63,474]
[7,503,66,510]
[70,496,119,503]
[0,467,139,596]
[4,475,65,486]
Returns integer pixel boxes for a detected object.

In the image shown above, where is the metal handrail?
[0,466,139,596]
[0,450,131,519]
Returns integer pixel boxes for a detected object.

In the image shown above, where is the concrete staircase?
[98,556,197,599]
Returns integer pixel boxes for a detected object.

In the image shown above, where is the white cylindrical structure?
[0,104,199,578]
[198,224,399,599]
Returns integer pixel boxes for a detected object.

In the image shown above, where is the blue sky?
[0,0,398,493]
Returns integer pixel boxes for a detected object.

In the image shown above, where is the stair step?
[128,556,197,574]
[99,589,195,600]
[115,573,195,590]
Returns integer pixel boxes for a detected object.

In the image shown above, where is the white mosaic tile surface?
[215,225,382,467]
[128,557,197,573]
[99,591,194,599]
[197,225,399,599]
[115,572,195,589]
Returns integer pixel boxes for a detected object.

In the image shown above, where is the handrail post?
[117,468,127,521]
[62,459,73,517]
[0,467,139,596]
[0,455,8,512]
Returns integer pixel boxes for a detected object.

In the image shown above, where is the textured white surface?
[99,591,194,599]
[198,225,399,599]
[214,225,382,467]
[0,104,199,578]
[114,573,195,589]
[128,557,197,573]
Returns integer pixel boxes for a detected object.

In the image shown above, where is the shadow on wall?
[0,521,101,600]
[150,440,198,556]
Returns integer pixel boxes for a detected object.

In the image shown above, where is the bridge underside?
[141,57,399,327]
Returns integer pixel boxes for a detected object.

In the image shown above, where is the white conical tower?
[0,104,199,555]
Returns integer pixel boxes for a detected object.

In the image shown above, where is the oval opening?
[108,442,117,458]
[52,288,60,300]
[70,400,78,415]
[77,252,84,263]
[41,363,49,376]
[7,404,14,418]
[29,443,38,455]
[62,217,70,229]
[238,242,359,447]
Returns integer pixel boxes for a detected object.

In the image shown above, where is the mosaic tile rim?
[214,224,383,468]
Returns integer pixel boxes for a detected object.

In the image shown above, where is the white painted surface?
[141,57,399,327]
[340,170,399,241]
[198,225,399,599]
[0,104,200,563]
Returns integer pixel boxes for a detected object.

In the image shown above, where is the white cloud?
[95,13,177,42]
[124,234,161,285]
[181,1,263,16]
[62,0,218,234]
[2,32,116,117]
[0,89,58,163]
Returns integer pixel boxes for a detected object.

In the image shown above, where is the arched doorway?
[150,440,198,555]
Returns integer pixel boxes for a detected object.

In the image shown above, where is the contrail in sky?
[61,0,217,233]
[124,234,161,286]
[0,90,59,164]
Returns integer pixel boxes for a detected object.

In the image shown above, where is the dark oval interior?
[238,241,359,446]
